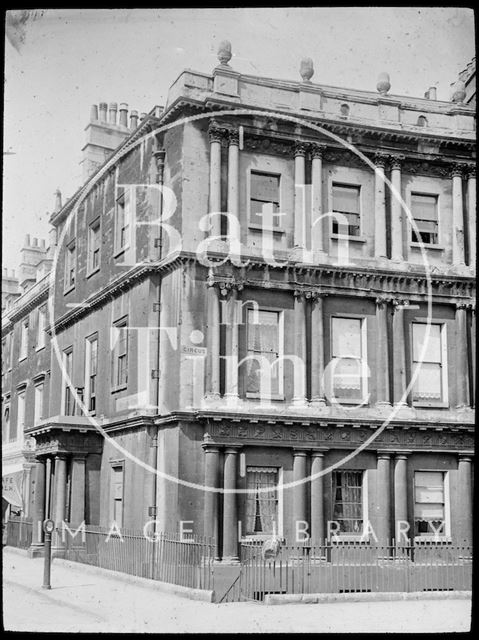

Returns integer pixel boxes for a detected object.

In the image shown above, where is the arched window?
[417,115,428,127]
[340,104,350,117]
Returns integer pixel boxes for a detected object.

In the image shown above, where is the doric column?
[390,155,404,261]
[227,129,240,246]
[293,450,308,538]
[222,447,239,562]
[471,305,476,404]
[22,463,34,517]
[294,142,307,250]
[208,121,223,237]
[392,298,408,405]
[451,164,465,266]
[455,302,470,408]
[224,287,239,405]
[54,455,68,525]
[466,167,476,267]
[374,153,388,259]
[45,457,52,519]
[310,292,326,406]
[69,455,86,525]
[375,297,391,406]
[393,453,409,543]
[205,281,221,399]
[292,290,307,405]
[31,458,46,547]
[311,144,325,254]
[202,444,220,559]
[311,451,326,543]
[456,454,473,547]
[376,453,392,545]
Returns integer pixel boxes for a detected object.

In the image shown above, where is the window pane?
[333,185,359,213]
[412,362,442,400]
[412,324,441,363]
[246,468,278,535]
[333,470,363,534]
[415,471,444,488]
[411,194,437,221]
[251,172,279,202]
[332,317,361,358]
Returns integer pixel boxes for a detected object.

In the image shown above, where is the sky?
[3,7,475,273]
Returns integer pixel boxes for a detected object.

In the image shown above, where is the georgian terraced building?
[2,44,476,562]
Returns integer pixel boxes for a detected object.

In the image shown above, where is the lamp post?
[42,518,55,589]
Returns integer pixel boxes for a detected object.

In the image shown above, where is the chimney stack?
[109,102,118,125]
[130,110,139,129]
[424,87,437,100]
[25,234,31,246]
[90,104,99,121]
[54,189,62,212]
[119,103,128,127]
[99,102,108,122]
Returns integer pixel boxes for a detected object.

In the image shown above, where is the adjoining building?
[2,44,475,562]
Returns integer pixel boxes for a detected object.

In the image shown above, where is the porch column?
[451,164,465,266]
[390,155,404,261]
[224,288,239,405]
[53,455,68,552]
[375,297,391,406]
[294,142,307,250]
[208,121,223,237]
[310,293,326,406]
[293,451,308,540]
[376,453,392,545]
[467,167,476,267]
[392,298,407,405]
[455,303,470,408]
[205,282,220,399]
[394,453,409,543]
[222,447,239,562]
[69,455,86,526]
[31,458,46,548]
[471,305,476,404]
[456,454,473,547]
[22,462,34,517]
[311,451,326,543]
[311,144,325,254]
[292,290,307,406]
[374,153,388,259]
[203,444,220,560]
[45,457,53,519]
[227,129,240,247]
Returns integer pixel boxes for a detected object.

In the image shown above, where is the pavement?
[2,546,472,633]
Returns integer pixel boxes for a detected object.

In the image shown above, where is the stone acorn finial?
[300,57,314,82]
[376,72,391,96]
[217,40,232,66]
[451,80,466,104]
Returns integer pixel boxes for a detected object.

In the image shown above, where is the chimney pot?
[25,234,31,246]
[140,112,147,121]
[11,269,15,278]
[425,87,437,100]
[119,102,128,127]
[109,102,118,125]
[130,110,139,129]
[40,239,46,248]
[99,102,108,122]
[33,237,38,247]
[90,104,99,121]
[54,189,62,212]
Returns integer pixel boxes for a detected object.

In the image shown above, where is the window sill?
[330,397,368,405]
[410,242,445,252]
[18,356,27,363]
[248,224,286,234]
[413,536,452,544]
[241,535,285,542]
[111,385,128,394]
[330,535,368,543]
[36,345,46,353]
[113,246,130,259]
[330,234,366,243]
[246,393,285,401]
[413,401,449,409]
[86,266,101,279]
[63,285,75,295]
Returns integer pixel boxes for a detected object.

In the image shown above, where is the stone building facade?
[2,45,475,561]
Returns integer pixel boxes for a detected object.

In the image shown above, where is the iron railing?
[58,524,214,591]
[4,516,33,550]
[222,539,473,602]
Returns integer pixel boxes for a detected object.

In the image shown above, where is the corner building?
[2,46,475,561]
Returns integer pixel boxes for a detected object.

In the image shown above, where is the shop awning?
[2,468,24,509]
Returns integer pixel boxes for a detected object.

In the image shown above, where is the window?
[65,241,76,290]
[332,184,360,236]
[36,305,46,350]
[62,348,74,416]
[246,467,279,536]
[19,320,29,360]
[417,115,428,127]
[85,335,98,414]
[411,323,447,404]
[34,384,44,424]
[1,338,6,373]
[2,405,10,444]
[340,103,350,117]
[414,471,447,537]
[329,317,367,402]
[14,391,25,443]
[249,171,280,227]
[411,193,438,244]
[112,321,128,389]
[88,219,101,272]
[332,470,364,534]
[246,309,283,397]
[111,464,124,526]
[115,189,131,252]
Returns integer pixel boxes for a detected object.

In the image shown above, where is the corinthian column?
[208,122,223,237]
[294,142,307,251]
[311,144,325,254]
[292,290,307,406]
[390,155,404,261]
[466,167,476,268]
[227,129,240,248]
[455,302,470,408]
[451,164,465,266]
[375,297,391,406]
[224,287,240,405]
[374,153,388,259]
[310,292,326,407]
[392,298,408,405]
[205,281,220,399]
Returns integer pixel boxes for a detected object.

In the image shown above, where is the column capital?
[294,141,308,158]
[202,443,221,453]
[227,128,240,146]
[71,453,87,462]
[377,451,391,460]
[224,446,241,455]
[375,295,390,307]
[458,453,473,462]
[207,275,243,298]
[292,449,309,457]
[312,448,328,457]
[455,300,469,310]
[391,297,409,309]
[450,162,466,178]
[389,154,405,170]
[54,453,68,461]
[311,143,327,159]
[395,451,412,459]
[466,165,476,180]
[208,121,226,144]
[374,151,388,168]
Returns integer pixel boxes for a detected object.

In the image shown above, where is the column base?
[309,398,328,413]
[28,543,45,558]
[224,394,240,408]
[51,545,66,559]
[219,556,240,565]
[374,401,393,418]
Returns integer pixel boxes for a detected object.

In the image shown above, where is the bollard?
[42,519,55,589]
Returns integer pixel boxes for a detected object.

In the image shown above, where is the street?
[2,548,472,633]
